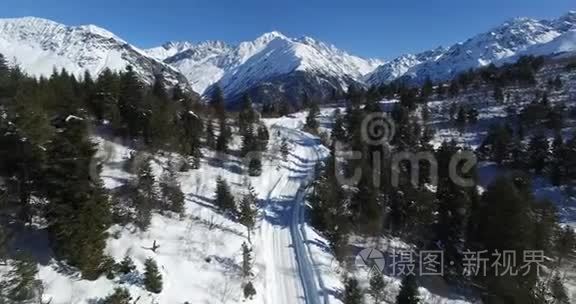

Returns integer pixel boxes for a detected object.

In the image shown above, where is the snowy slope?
[364,47,446,84]
[0,107,496,304]
[520,29,576,57]
[147,32,383,98]
[145,41,197,61]
[22,115,330,303]
[367,11,576,85]
[0,17,189,87]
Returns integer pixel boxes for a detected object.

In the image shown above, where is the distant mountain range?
[365,11,576,85]
[0,17,189,88]
[0,11,575,105]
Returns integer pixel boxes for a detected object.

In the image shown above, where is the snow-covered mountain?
[0,17,190,88]
[363,47,446,85]
[520,29,576,58]
[366,11,576,85]
[147,31,382,104]
[2,12,576,105]
[146,41,198,61]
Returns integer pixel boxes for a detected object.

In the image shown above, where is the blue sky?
[2,0,575,59]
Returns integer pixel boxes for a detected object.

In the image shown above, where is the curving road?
[259,125,328,304]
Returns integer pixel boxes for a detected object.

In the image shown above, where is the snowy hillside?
[520,30,576,58]
[147,32,382,101]
[364,47,446,85]
[0,107,481,304]
[367,11,576,85]
[0,17,189,87]
[145,41,197,61]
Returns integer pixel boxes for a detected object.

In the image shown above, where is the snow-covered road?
[258,125,328,304]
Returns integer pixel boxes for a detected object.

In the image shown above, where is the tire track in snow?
[273,125,329,304]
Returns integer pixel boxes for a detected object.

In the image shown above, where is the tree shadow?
[206,155,245,175]
[263,197,295,228]
[5,221,54,266]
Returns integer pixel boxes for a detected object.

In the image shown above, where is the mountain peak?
[0,16,189,89]
[162,41,195,50]
[0,16,124,43]
[78,24,123,41]
[253,31,288,45]
[557,10,576,23]
[1,16,60,26]
[259,31,286,39]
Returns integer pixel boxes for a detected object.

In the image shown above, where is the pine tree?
[527,133,550,175]
[241,242,252,278]
[145,74,178,149]
[118,65,145,139]
[493,85,504,103]
[556,226,575,264]
[368,270,386,303]
[43,117,111,279]
[301,91,311,109]
[470,176,548,302]
[102,287,132,304]
[0,225,6,264]
[240,123,256,157]
[475,176,533,252]
[280,138,290,161]
[449,80,459,97]
[0,53,9,75]
[308,148,349,259]
[179,110,203,168]
[0,122,45,224]
[331,112,347,143]
[248,155,263,177]
[205,119,216,149]
[509,138,528,170]
[134,159,157,230]
[160,165,185,214]
[343,277,364,304]
[239,184,258,243]
[211,85,226,121]
[347,83,366,106]
[238,94,256,133]
[0,53,10,98]
[478,124,513,164]
[5,254,41,302]
[243,281,256,299]
[256,124,270,151]
[550,134,566,186]
[99,255,117,279]
[82,70,95,103]
[549,275,569,304]
[118,255,136,275]
[436,188,470,278]
[92,68,121,127]
[304,101,320,132]
[421,77,434,100]
[11,87,55,145]
[396,275,419,304]
[456,106,467,127]
[143,258,163,294]
[566,136,576,183]
[216,121,231,153]
[214,177,236,215]
[467,108,479,124]
[349,166,382,235]
[151,74,168,101]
